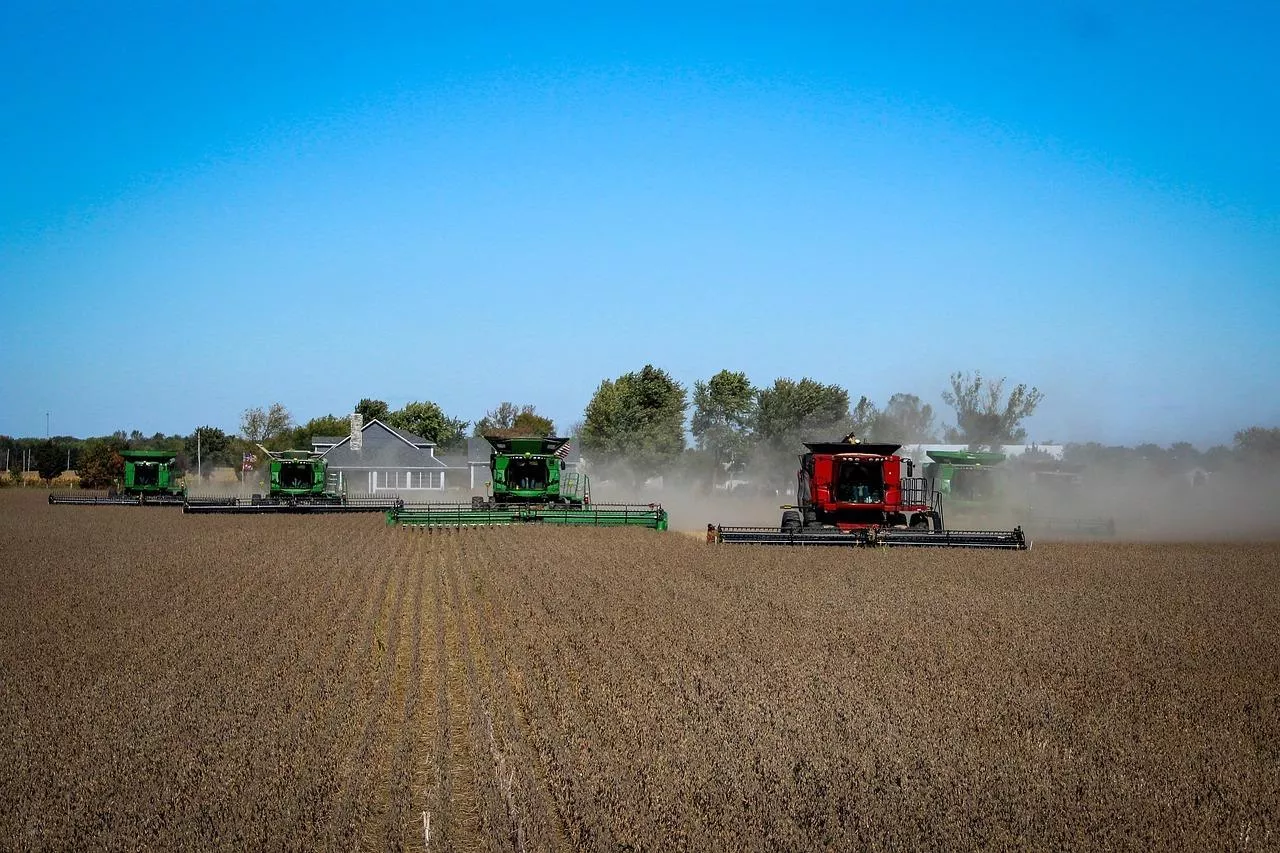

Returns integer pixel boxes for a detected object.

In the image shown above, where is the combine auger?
[50,450,187,507]
[183,446,400,514]
[386,435,668,531]
[710,435,1030,550]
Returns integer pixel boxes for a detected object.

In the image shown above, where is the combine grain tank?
[711,436,1029,549]
[386,435,668,530]
[49,449,186,506]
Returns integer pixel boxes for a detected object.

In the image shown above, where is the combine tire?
[781,510,803,533]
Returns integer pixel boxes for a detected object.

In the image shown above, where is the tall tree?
[355,398,390,422]
[78,437,126,487]
[1234,426,1280,459]
[941,371,1043,448]
[581,365,687,486]
[240,403,293,448]
[32,440,63,480]
[753,378,851,450]
[871,393,939,443]
[184,426,236,471]
[691,370,755,483]
[290,414,352,450]
[849,395,880,439]
[387,401,469,450]
[474,403,555,437]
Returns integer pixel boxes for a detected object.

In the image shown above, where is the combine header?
[184,447,399,514]
[711,436,1029,549]
[50,449,186,506]
[386,435,668,530]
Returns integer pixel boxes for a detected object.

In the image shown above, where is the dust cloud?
[584,455,1280,541]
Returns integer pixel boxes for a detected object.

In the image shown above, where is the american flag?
[553,441,571,459]
[242,452,256,472]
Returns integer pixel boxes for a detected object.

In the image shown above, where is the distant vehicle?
[49,450,186,507]
[711,436,1029,549]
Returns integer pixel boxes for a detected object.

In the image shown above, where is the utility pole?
[197,428,202,479]
[46,412,50,438]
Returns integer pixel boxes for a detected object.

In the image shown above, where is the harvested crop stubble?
[0,489,1276,850]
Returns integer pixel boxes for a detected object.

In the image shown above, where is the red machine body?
[793,441,941,531]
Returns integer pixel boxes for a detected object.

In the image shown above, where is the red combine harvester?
[712,437,1030,549]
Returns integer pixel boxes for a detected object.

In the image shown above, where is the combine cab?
[184,447,399,514]
[50,449,187,506]
[712,437,1029,549]
[386,435,668,530]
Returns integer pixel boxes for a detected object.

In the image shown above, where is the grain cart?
[49,449,187,506]
[184,447,399,514]
[386,435,668,530]
[711,436,1029,549]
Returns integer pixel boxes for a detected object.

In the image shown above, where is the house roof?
[314,418,435,451]
[315,419,446,469]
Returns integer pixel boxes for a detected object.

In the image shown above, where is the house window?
[376,470,443,490]
[405,471,443,489]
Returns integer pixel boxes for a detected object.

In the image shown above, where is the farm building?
[313,417,449,495]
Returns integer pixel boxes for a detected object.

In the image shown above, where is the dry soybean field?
[1,490,1277,851]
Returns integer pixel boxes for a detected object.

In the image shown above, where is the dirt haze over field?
[590,456,1280,541]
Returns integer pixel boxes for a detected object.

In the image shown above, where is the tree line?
[580,366,1046,486]
[3,368,1277,489]
[0,397,558,487]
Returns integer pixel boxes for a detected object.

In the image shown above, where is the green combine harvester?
[184,446,399,514]
[50,449,187,506]
[922,449,1114,537]
[386,435,668,530]
[922,449,1008,512]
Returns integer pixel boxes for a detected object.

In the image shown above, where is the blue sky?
[1,2,1276,447]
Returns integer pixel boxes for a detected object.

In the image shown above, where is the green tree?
[290,414,352,449]
[1234,426,1280,459]
[32,440,63,481]
[184,426,236,472]
[474,402,555,437]
[581,365,687,486]
[849,395,880,439]
[941,371,1043,448]
[871,393,939,443]
[79,437,126,488]
[240,403,294,449]
[387,401,469,450]
[753,378,850,450]
[355,398,390,422]
[691,370,755,484]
